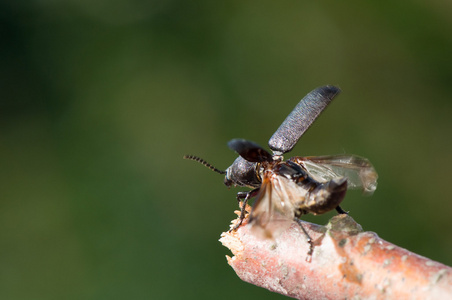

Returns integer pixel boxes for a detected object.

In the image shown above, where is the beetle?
[184,85,377,256]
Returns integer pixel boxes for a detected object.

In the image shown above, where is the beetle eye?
[224,177,233,187]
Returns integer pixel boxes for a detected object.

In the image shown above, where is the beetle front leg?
[230,188,260,232]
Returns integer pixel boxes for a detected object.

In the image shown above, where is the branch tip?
[220,211,452,299]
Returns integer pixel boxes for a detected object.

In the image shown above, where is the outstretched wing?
[268,86,341,155]
[292,155,378,195]
[228,139,273,162]
[249,172,309,239]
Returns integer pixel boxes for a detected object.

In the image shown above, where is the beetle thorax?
[224,156,261,188]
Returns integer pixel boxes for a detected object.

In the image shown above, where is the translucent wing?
[249,172,309,239]
[291,155,378,195]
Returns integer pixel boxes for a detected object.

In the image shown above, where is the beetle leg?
[295,218,314,262]
[335,205,348,214]
[230,188,260,232]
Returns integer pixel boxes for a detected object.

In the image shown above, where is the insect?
[184,85,377,257]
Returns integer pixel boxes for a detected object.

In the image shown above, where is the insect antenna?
[183,155,226,175]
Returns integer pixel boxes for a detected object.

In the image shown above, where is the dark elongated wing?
[248,172,308,239]
[291,155,378,195]
[268,86,341,155]
[228,139,273,162]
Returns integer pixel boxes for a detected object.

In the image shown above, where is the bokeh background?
[1,1,451,299]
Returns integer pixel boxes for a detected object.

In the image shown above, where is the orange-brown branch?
[220,212,452,299]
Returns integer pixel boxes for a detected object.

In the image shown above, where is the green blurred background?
[1,1,451,299]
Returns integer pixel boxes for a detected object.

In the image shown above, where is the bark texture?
[220,211,452,300]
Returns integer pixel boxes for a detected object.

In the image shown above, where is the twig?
[219,209,452,300]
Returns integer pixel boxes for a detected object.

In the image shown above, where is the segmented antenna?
[183,155,226,175]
